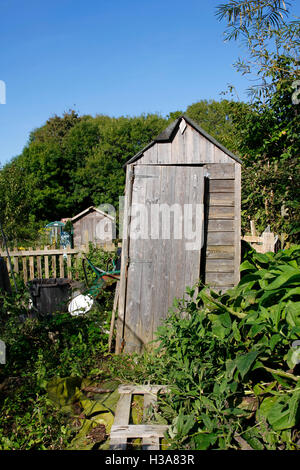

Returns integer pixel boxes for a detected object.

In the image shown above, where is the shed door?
[122,165,205,353]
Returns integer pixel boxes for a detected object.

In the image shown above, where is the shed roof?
[125,114,242,166]
[71,206,115,223]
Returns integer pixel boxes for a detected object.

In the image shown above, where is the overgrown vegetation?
[0,248,115,450]
[1,242,299,450]
[110,245,300,450]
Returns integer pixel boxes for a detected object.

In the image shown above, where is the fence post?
[37,246,42,278]
[262,231,275,253]
[22,256,28,284]
[250,220,257,236]
[65,249,71,280]
[44,246,49,278]
[29,247,34,280]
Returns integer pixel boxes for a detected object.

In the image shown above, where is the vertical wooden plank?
[28,248,34,280]
[184,124,194,163]
[157,142,171,164]
[198,134,207,163]
[250,220,257,236]
[116,165,133,354]
[166,166,182,310]
[171,129,179,163]
[59,255,64,278]
[205,140,214,163]
[171,128,185,163]
[123,165,147,353]
[13,256,19,275]
[67,253,72,280]
[84,229,89,246]
[138,165,160,348]
[52,255,56,278]
[234,163,241,285]
[160,164,176,325]
[192,129,200,162]
[165,166,181,312]
[22,257,28,284]
[75,251,81,280]
[44,246,49,279]
[35,246,41,279]
[214,147,232,163]
[141,144,157,164]
[142,393,160,450]
[37,256,42,278]
[108,281,120,352]
[184,167,204,298]
[110,392,132,450]
[262,231,275,253]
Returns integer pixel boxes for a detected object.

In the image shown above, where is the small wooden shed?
[116,115,242,353]
[72,206,115,247]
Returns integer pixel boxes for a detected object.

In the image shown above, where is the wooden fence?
[1,223,279,285]
[242,222,280,254]
[0,243,116,284]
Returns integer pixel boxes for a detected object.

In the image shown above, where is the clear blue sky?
[0,0,288,165]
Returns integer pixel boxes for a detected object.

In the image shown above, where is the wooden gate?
[117,165,205,353]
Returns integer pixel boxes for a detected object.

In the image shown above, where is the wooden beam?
[234,163,241,285]
[110,425,168,439]
[109,393,132,450]
[143,393,159,450]
[118,384,169,395]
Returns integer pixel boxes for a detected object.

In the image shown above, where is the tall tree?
[216,0,300,98]
[74,114,168,211]
[216,0,300,241]
[185,99,248,152]
[0,112,168,243]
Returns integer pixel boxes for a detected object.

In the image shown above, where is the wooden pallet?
[110,385,169,450]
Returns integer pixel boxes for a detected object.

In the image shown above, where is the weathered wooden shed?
[72,206,115,247]
[116,115,242,353]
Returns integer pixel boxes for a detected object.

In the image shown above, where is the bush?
[137,246,300,449]
[0,268,114,449]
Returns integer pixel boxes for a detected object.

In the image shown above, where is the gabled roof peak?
[125,114,242,166]
[71,206,115,222]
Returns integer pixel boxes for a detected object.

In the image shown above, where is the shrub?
[143,246,300,449]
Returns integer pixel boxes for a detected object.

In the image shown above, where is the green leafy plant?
[0,269,115,450]
[134,246,300,449]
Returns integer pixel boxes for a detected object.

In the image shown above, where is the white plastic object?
[68,294,94,316]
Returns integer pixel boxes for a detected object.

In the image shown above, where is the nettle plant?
[152,246,300,450]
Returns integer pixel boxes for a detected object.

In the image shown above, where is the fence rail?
[1,223,280,285]
[0,243,115,284]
